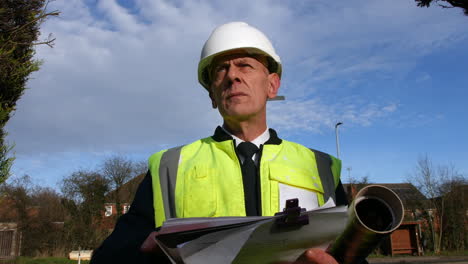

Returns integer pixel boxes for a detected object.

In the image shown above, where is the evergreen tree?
[416,0,468,15]
[0,0,58,183]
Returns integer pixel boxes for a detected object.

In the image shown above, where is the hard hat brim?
[198,47,282,91]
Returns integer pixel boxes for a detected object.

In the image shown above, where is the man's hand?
[293,248,338,264]
[140,231,162,254]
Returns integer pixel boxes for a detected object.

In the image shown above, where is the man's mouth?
[227,92,247,100]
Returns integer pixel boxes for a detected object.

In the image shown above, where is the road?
[369,256,468,264]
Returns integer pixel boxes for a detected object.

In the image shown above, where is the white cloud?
[97,0,144,33]
[276,0,468,97]
[5,0,468,162]
[388,111,446,128]
[415,72,432,82]
[267,99,398,134]
[382,103,398,113]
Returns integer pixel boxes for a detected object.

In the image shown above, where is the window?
[105,205,113,217]
[123,205,130,214]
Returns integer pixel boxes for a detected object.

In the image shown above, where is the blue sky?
[6,0,468,187]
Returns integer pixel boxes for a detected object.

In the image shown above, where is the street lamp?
[335,122,343,159]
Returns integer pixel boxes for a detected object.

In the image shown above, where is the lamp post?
[335,122,343,159]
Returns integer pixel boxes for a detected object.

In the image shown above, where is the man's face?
[208,52,280,122]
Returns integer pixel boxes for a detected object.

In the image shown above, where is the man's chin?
[221,110,257,122]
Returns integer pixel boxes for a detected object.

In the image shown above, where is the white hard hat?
[198,22,282,90]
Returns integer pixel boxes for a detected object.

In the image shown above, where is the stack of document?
[154,201,347,264]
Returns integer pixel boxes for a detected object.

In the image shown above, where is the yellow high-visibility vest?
[149,130,341,228]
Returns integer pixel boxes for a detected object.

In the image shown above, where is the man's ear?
[209,91,217,109]
[267,73,280,99]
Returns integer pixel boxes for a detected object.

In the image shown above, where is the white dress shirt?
[221,126,270,165]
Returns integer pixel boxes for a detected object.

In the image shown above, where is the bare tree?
[102,156,134,218]
[346,174,370,201]
[0,174,33,225]
[30,187,67,256]
[413,155,443,253]
[61,170,110,250]
[133,160,148,176]
[440,176,467,250]
[0,175,68,256]
[411,154,467,252]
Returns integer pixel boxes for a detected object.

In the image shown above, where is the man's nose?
[226,65,241,83]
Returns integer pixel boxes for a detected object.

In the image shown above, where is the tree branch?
[1,3,60,51]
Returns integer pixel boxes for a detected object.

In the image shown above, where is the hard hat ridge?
[198,21,282,90]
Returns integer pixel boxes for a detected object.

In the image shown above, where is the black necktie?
[237,142,260,216]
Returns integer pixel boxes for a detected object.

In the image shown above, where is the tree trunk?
[437,199,444,252]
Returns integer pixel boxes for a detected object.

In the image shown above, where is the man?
[91,22,347,264]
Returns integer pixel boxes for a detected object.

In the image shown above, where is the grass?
[423,250,468,256]
[0,257,90,264]
[2,251,467,263]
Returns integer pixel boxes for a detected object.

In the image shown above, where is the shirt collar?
[221,125,270,149]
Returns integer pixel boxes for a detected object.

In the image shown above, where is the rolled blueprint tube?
[328,185,404,264]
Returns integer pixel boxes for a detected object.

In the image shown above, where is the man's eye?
[215,65,227,73]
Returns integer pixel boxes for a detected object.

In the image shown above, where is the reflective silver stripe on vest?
[310,149,336,203]
[158,145,183,219]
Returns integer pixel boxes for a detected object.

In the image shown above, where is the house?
[344,183,427,209]
[100,174,146,230]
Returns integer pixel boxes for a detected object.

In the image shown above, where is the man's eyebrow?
[236,57,254,62]
[210,56,258,74]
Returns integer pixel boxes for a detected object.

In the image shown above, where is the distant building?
[100,174,145,230]
[0,223,21,261]
[0,197,39,260]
